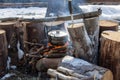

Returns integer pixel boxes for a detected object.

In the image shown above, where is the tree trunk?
[84,17,99,64]
[100,31,120,80]
[60,56,113,80]
[99,20,118,37]
[67,23,93,62]
[0,30,8,77]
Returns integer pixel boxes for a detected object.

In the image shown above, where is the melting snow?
[7,57,11,70]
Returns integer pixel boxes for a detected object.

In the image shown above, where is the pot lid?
[48,30,67,37]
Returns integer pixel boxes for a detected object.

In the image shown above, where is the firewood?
[47,69,80,80]
[0,30,8,77]
[84,17,99,64]
[57,66,88,79]
[100,31,120,80]
[68,23,93,63]
[60,56,113,80]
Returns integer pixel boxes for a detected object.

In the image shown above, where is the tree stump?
[84,17,99,64]
[60,56,113,80]
[25,22,47,44]
[0,21,25,65]
[0,30,8,77]
[100,31,120,80]
[67,23,93,63]
[99,20,118,37]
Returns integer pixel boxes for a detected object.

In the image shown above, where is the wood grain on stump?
[68,23,93,63]
[99,20,118,37]
[0,30,8,77]
[60,56,113,80]
[100,31,120,80]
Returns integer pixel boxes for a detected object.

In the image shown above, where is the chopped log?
[67,23,93,62]
[100,31,120,80]
[99,20,118,37]
[84,17,99,64]
[47,69,80,80]
[57,66,94,80]
[0,30,8,77]
[36,58,62,72]
[60,56,113,80]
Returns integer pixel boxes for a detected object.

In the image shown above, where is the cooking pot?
[48,30,68,45]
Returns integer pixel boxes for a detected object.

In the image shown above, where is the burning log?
[84,17,99,64]
[60,56,113,80]
[0,30,8,77]
[67,23,93,62]
[100,31,120,80]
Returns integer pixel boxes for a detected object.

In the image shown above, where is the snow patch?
[1,73,16,80]
[7,57,11,70]
[62,56,91,66]
[17,41,24,59]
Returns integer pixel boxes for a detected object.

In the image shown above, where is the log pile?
[100,31,120,80]
[47,56,113,80]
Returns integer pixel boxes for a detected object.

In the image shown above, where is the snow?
[0,7,47,19]
[17,41,24,59]
[79,5,120,20]
[1,73,16,80]
[7,57,11,70]
[62,56,91,66]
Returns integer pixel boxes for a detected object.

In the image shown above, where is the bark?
[100,31,120,80]
[0,30,8,77]
[84,17,99,64]
[67,23,93,62]
[60,56,113,80]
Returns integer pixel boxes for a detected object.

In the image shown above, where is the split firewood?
[47,69,80,80]
[100,31,120,80]
[57,66,88,79]
[60,56,113,80]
